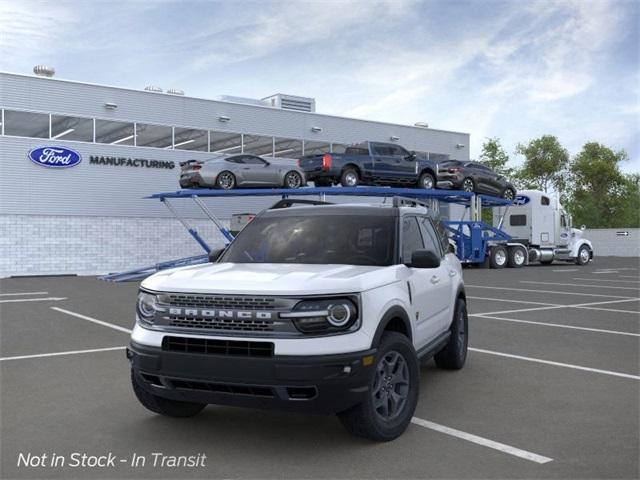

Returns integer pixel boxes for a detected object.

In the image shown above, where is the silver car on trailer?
[180,154,306,189]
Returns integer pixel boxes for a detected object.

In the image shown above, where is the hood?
[141,262,402,295]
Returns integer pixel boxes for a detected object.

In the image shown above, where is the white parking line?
[621,275,640,279]
[520,281,640,291]
[473,297,640,317]
[0,297,67,304]
[572,278,639,284]
[552,269,579,272]
[472,305,565,316]
[0,346,125,362]
[472,314,640,337]
[469,348,640,380]
[411,417,553,464]
[465,285,636,299]
[466,296,560,307]
[51,307,132,334]
[0,291,49,296]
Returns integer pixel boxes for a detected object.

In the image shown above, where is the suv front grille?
[162,336,274,357]
[167,316,274,332]
[166,294,278,310]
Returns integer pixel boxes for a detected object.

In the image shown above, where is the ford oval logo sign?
[28,147,82,169]
[513,195,530,206]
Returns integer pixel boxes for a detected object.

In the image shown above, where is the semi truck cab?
[494,190,593,265]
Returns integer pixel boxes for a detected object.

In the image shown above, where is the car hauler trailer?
[100,186,591,282]
[493,190,593,266]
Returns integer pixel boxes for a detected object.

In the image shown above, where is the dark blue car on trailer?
[298,141,439,189]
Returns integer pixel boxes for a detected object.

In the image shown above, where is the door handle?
[430,276,440,284]
[449,270,457,277]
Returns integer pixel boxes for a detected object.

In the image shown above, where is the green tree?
[479,137,514,177]
[566,142,638,228]
[515,135,569,193]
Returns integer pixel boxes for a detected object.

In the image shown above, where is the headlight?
[136,291,158,325]
[281,298,359,334]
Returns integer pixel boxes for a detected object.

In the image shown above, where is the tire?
[489,245,508,269]
[283,170,303,189]
[461,177,475,192]
[418,172,435,190]
[507,246,526,268]
[503,187,516,201]
[131,370,206,417]
[434,298,468,370]
[576,245,591,265]
[216,171,236,190]
[340,168,359,187]
[338,332,419,442]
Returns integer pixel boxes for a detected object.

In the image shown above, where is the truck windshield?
[220,215,396,266]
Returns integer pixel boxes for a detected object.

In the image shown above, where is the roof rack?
[270,198,334,209]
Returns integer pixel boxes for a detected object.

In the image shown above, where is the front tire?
[576,245,591,265]
[418,172,435,190]
[131,370,206,417]
[340,168,359,187]
[283,170,303,189]
[216,171,236,189]
[434,298,468,370]
[338,332,419,442]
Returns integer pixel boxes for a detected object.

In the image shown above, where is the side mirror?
[407,249,440,268]
[208,248,225,263]
[406,151,417,161]
[581,225,586,231]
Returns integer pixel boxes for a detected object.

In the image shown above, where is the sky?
[1,0,638,172]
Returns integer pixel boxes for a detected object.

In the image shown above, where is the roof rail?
[269,198,334,209]
[392,196,431,209]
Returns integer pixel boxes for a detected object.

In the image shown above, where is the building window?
[173,127,208,151]
[304,140,330,156]
[274,137,303,158]
[210,131,242,154]
[243,134,274,156]
[135,123,173,148]
[3,110,49,138]
[95,119,135,145]
[51,114,93,142]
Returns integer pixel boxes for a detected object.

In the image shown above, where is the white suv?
[128,197,467,441]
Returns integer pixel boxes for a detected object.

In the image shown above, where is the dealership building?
[0,70,470,277]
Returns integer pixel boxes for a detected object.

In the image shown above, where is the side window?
[432,218,451,253]
[402,217,424,263]
[388,145,409,157]
[373,144,391,156]
[225,156,241,163]
[242,155,267,165]
[419,218,443,257]
[561,214,567,227]
[541,196,550,206]
[510,214,527,226]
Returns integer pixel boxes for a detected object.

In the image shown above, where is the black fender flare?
[419,167,437,179]
[371,305,413,347]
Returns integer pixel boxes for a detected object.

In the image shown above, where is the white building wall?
[584,228,640,258]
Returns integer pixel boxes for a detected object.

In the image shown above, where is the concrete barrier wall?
[584,228,640,257]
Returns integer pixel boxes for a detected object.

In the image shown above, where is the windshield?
[220,214,396,266]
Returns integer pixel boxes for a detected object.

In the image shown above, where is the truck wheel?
[131,370,206,417]
[461,177,475,192]
[434,298,468,370]
[576,245,591,265]
[340,168,359,187]
[337,332,419,442]
[418,172,435,190]
[216,171,236,189]
[489,245,507,269]
[507,246,526,268]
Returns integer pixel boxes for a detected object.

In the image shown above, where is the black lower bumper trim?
[128,341,376,414]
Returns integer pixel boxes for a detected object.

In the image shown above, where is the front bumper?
[128,341,376,414]
[437,174,463,189]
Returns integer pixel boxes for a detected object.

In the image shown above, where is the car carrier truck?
[492,189,593,266]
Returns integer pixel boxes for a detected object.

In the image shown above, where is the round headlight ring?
[327,303,353,327]
[137,292,157,320]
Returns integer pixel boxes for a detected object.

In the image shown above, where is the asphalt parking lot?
[1,257,638,479]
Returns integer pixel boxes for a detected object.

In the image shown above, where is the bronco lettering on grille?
[168,308,274,320]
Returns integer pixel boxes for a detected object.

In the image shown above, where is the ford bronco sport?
[128,197,468,441]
